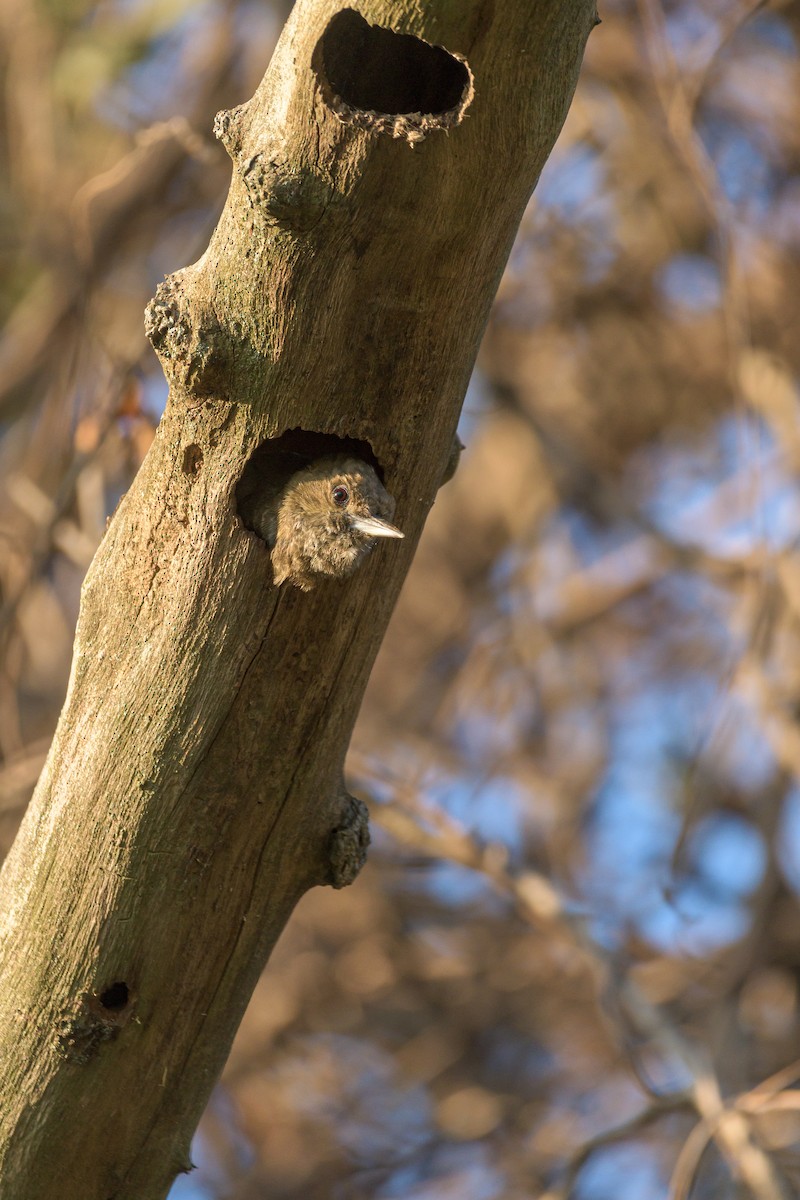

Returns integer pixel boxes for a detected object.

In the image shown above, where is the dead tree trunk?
[0,3,595,1197]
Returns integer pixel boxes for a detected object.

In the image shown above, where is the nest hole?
[237,428,384,535]
[315,9,470,117]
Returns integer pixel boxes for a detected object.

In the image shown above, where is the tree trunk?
[0,3,595,1196]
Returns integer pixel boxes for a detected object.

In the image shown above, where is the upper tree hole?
[316,9,470,117]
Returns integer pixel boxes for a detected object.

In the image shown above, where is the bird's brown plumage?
[266,456,403,591]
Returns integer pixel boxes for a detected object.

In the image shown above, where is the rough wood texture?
[0,3,595,1197]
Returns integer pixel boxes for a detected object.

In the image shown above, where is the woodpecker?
[262,456,403,591]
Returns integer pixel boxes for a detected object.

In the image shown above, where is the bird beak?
[350,515,405,539]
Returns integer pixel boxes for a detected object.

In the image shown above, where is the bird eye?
[332,484,349,507]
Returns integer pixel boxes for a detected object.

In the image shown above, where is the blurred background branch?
[2,0,800,1196]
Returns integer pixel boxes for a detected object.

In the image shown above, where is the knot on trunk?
[145,276,231,398]
[241,156,333,232]
[440,432,465,487]
[328,789,370,888]
[214,104,248,157]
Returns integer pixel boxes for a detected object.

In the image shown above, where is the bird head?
[271,456,403,590]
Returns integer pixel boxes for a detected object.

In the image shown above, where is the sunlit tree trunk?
[0,2,595,1196]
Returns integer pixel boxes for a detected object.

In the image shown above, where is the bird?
[262,456,404,591]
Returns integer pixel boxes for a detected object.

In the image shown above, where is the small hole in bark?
[99,981,130,1012]
[236,428,385,535]
[183,444,203,475]
[316,9,470,117]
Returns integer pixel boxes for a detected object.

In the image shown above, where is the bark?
[0,3,595,1197]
